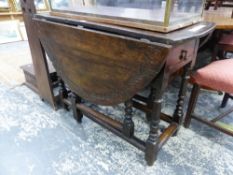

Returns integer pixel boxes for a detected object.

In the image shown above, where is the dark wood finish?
[211,107,233,122]
[21,64,38,93]
[216,33,233,55]
[20,0,56,108]
[146,88,155,121]
[145,67,166,166]
[133,95,147,104]
[132,97,174,124]
[76,102,146,151]
[214,33,233,60]
[35,13,215,45]
[123,100,134,137]
[184,23,233,136]
[221,93,233,108]
[70,92,83,123]
[173,62,191,126]
[192,115,233,136]
[35,19,171,105]
[173,62,192,135]
[33,15,214,165]
[165,40,198,75]
[132,100,151,113]
[21,63,58,93]
[214,34,233,108]
[184,84,201,128]
[58,79,69,110]
[172,39,199,133]
[184,84,233,137]
[55,62,183,165]
[59,87,179,165]
[34,16,211,106]
[21,1,215,166]
[157,122,178,150]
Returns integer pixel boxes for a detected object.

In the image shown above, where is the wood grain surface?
[36,19,170,105]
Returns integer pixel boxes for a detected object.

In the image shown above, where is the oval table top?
[204,7,233,30]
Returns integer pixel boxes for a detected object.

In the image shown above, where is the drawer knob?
[179,50,188,61]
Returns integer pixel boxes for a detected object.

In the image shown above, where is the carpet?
[0,82,233,175]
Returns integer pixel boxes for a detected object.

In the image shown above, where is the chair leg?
[184,84,200,128]
[221,93,230,108]
[212,44,219,61]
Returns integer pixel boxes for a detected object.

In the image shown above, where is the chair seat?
[192,59,233,94]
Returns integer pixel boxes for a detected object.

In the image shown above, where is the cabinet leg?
[123,100,134,137]
[70,92,83,123]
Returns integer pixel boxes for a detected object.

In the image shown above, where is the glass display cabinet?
[49,0,205,32]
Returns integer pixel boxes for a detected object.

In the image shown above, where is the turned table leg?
[146,88,157,121]
[58,78,68,110]
[123,100,134,137]
[70,92,83,123]
[173,63,191,132]
[145,88,162,166]
[145,69,165,166]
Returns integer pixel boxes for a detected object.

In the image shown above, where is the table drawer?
[166,40,197,74]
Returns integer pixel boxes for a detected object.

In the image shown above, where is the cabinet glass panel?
[169,0,204,25]
[49,0,205,32]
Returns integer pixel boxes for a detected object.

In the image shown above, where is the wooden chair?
[184,59,233,136]
[212,33,233,107]
[215,32,233,58]
[184,33,233,135]
[221,93,233,108]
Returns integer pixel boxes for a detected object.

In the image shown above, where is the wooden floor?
[0,41,31,87]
